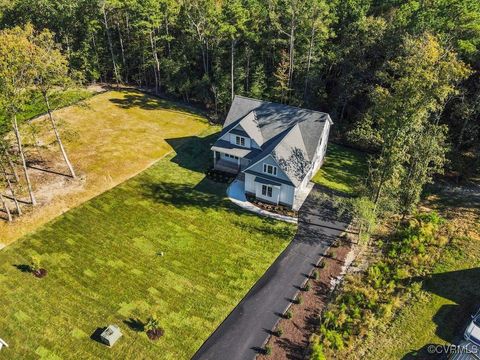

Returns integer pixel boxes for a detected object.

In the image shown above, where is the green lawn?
[312,143,367,195]
[0,128,295,359]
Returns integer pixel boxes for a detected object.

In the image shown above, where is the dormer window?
[235,136,245,147]
[263,164,277,176]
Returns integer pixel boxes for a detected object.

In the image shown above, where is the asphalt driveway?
[192,186,353,360]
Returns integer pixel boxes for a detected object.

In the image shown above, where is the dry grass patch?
[0,89,210,245]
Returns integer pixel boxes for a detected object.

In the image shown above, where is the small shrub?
[318,261,325,269]
[312,270,319,280]
[30,255,42,272]
[310,339,326,360]
[145,316,164,341]
[304,283,311,291]
[275,328,283,337]
[328,250,336,259]
[264,345,272,355]
[296,296,303,305]
[284,310,293,319]
[30,255,47,278]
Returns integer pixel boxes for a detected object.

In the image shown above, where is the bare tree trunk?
[117,22,127,83]
[287,16,296,89]
[245,47,251,92]
[231,40,235,100]
[456,115,476,151]
[149,30,161,94]
[187,15,208,75]
[43,92,76,178]
[102,2,120,85]
[92,34,103,83]
[1,143,19,182]
[0,193,11,222]
[0,161,21,215]
[12,115,36,205]
[304,22,316,101]
[165,17,171,57]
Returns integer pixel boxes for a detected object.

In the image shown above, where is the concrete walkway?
[227,180,298,224]
[192,187,352,360]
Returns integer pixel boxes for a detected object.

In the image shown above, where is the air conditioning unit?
[100,325,122,347]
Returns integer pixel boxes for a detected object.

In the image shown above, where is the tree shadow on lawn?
[108,90,206,118]
[300,184,353,224]
[423,184,480,212]
[401,344,449,360]
[13,264,32,273]
[123,318,145,332]
[406,267,480,344]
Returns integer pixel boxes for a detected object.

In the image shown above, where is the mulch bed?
[146,328,164,340]
[246,195,298,217]
[33,268,47,278]
[257,240,353,360]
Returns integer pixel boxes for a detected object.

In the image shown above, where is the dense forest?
[0,0,479,216]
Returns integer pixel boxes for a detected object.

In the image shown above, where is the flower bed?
[246,194,298,217]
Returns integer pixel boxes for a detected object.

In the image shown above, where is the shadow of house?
[165,132,220,174]
[407,268,480,344]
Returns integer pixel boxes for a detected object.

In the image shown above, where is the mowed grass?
[312,143,367,195]
[0,128,295,359]
[0,90,210,244]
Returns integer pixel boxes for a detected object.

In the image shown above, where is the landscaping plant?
[145,316,164,341]
[30,255,47,278]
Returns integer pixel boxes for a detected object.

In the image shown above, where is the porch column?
[213,151,217,166]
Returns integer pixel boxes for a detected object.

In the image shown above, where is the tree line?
[0,0,479,218]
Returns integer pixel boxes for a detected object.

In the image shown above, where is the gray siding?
[246,155,291,183]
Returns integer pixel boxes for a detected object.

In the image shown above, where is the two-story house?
[211,95,332,210]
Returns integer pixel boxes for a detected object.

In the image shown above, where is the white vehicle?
[465,308,480,346]
[449,340,480,360]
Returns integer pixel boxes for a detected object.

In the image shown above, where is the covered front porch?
[213,150,240,174]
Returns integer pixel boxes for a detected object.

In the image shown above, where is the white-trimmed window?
[261,185,273,197]
[225,154,238,160]
[263,164,277,176]
[235,136,246,147]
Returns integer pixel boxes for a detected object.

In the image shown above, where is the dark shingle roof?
[212,95,332,186]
